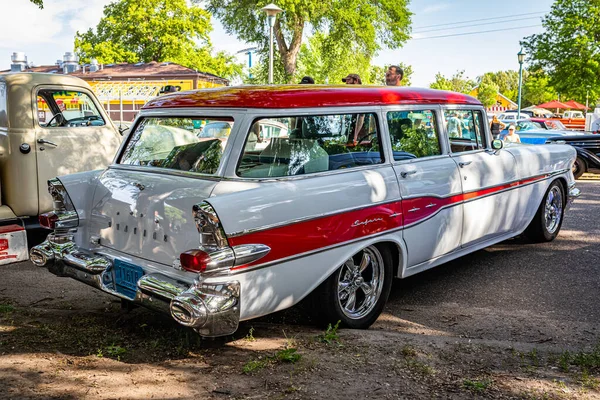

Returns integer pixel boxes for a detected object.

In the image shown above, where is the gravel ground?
[0,176,599,399]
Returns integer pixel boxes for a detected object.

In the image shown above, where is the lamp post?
[586,85,590,117]
[261,3,283,84]
[517,48,526,119]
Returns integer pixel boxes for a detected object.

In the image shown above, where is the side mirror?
[492,139,504,150]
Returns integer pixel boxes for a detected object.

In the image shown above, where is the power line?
[412,24,543,40]
[413,11,547,30]
[413,15,544,34]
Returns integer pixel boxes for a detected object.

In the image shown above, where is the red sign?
[0,239,8,252]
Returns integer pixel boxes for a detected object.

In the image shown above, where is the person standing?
[385,65,403,86]
[342,74,362,84]
[504,125,521,143]
[490,115,507,139]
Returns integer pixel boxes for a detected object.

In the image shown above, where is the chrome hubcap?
[337,246,384,320]
[544,186,563,234]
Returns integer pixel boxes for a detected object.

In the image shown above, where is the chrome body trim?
[30,235,240,337]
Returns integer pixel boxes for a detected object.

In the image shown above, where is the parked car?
[31,86,580,338]
[0,73,122,264]
[498,119,588,144]
[498,112,530,123]
[546,135,600,179]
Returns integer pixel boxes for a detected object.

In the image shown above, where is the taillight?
[180,201,271,275]
[39,212,59,229]
[40,179,79,231]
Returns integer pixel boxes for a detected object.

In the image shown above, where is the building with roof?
[3,52,229,121]
[468,86,517,114]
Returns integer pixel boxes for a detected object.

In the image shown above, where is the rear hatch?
[89,168,217,266]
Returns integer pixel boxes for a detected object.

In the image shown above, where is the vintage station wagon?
[31,86,580,337]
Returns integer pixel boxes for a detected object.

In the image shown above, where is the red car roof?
[143,85,481,110]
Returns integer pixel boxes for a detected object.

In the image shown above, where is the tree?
[522,70,558,107]
[29,0,42,8]
[522,0,600,104]
[429,71,475,94]
[478,70,523,102]
[207,0,412,82]
[477,76,499,107]
[74,0,242,79]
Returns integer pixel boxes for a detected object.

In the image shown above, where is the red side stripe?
[229,173,550,270]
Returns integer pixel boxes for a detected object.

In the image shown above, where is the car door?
[443,107,519,247]
[385,106,463,268]
[34,86,122,213]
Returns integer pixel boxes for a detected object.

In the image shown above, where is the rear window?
[119,117,233,174]
[236,113,383,178]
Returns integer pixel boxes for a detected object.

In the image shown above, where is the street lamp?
[517,48,526,119]
[261,3,283,84]
[586,85,591,117]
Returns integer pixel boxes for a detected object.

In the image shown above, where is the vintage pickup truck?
[0,73,122,263]
[31,86,580,337]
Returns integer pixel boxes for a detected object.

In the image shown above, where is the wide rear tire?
[313,244,393,329]
[524,180,565,242]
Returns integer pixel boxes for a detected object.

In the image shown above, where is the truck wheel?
[572,157,586,179]
[314,244,393,329]
[525,180,565,242]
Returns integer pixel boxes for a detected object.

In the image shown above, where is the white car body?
[31,86,580,337]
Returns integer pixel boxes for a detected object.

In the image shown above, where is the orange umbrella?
[537,100,570,109]
[564,100,589,110]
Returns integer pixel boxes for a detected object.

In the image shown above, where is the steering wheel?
[354,132,379,149]
[44,113,65,127]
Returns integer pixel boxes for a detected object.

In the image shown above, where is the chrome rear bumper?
[30,234,240,337]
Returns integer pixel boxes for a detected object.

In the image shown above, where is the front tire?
[524,180,565,242]
[314,244,393,329]
[572,156,586,179]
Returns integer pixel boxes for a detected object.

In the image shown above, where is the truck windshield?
[119,117,234,175]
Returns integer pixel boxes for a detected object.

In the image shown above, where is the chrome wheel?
[337,246,385,320]
[544,186,563,234]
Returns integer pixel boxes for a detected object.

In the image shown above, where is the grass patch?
[577,369,600,390]
[463,378,492,393]
[555,345,600,373]
[317,320,341,345]
[275,347,301,363]
[242,347,302,374]
[0,304,15,314]
[401,345,417,358]
[242,359,269,374]
[405,358,436,376]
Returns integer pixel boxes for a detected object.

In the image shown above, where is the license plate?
[113,259,144,299]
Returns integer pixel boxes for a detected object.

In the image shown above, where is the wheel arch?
[373,239,406,279]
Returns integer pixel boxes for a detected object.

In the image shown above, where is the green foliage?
[244,327,256,342]
[207,0,412,81]
[74,0,242,79]
[478,70,524,102]
[29,0,43,8]
[242,358,269,374]
[477,75,500,108]
[523,70,558,107]
[522,0,600,104]
[0,304,15,314]
[318,320,341,345]
[275,347,301,363]
[429,70,475,94]
[105,344,127,359]
[463,378,492,392]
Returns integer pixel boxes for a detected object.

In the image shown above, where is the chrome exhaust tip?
[170,292,208,328]
[30,244,54,267]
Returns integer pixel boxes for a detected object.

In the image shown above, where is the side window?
[37,89,105,128]
[387,110,441,161]
[444,109,486,153]
[237,113,383,178]
[120,117,234,174]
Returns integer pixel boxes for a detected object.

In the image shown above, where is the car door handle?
[458,161,472,168]
[400,170,417,178]
[37,138,58,147]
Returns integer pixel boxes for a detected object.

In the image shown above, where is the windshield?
[516,121,543,131]
[543,120,566,130]
[119,117,234,174]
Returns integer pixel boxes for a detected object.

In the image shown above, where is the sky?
[0,0,554,87]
